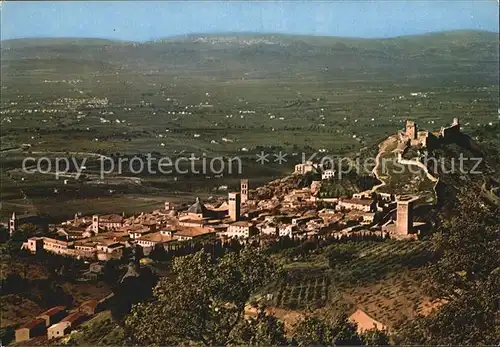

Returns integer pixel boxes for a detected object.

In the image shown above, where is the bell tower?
[92,215,99,234]
[228,192,241,221]
[240,179,248,204]
[9,212,17,236]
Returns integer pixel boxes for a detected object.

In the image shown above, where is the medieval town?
[9,117,463,264]
[4,110,496,346]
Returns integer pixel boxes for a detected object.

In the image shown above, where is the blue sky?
[1,1,499,41]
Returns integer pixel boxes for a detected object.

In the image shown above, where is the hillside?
[2,30,498,81]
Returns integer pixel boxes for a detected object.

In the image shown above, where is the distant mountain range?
[2,29,498,49]
[1,30,498,85]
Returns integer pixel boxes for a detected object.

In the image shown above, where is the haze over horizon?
[1,0,499,42]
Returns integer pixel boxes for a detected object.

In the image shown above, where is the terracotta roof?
[80,300,98,310]
[340,198,374,206]
[212,201,229,211]
[107,243,124,249]
[126,224,150,233]
[179,218,205,225]
[175,227,213,238]
[229,221,253,227]
[43,237,72,246]
[62,312,85,324]
[137,232,177,243]
[99,214,124,223]
[38,306,65,317]
[96,238,123,246]
[18,318,45,330]
[74,241,97,248]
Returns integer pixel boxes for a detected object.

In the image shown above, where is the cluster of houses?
[0,97,110,117]
[10,165,424,262]
[3,119,442,345]
[5,120,440,261]
[14,297,109,344]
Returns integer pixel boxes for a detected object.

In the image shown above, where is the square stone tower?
[396,196,415,235]
[405,120,417,140]
[92,215,99,234]
[228,192,241,221]
[240,179,249,204]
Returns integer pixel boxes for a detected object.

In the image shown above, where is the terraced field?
[270,239,435,322]
[328,240,433,287]
[274,269,330,309]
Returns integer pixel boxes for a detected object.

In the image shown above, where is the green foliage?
[326,240,433,287]
[4,223,38,255]
[396,190,500,345]
[124,247,278,346]
[327,245,357,267]
[230,307,287,346]
[273,268,330,309]
[0,325,18,346]
[360,328,391,346]
[292,313,363,346]
[110,263,157,322]
[63,311,128,346]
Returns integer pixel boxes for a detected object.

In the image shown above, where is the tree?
[230,306,287,346]
[360,328,390,346]
[111,262,156,323]
[327,244,356,268]
[292,313,363,346]
[124,247,278,345]
[396,189,500,345]
[5,223,38,255]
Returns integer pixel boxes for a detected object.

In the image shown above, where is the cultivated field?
[1,31,498,220]
[266,240,436,327]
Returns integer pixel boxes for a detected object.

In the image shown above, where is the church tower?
[240,179,248,204]
[9,212,17,236]
[228,192,241,221]
[92,215,99,234]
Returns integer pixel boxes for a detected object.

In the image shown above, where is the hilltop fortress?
[399,118,461,150]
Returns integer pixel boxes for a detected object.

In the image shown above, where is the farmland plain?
[1,30,498,220]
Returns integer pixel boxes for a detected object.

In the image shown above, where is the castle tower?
[396,196,416,235]
[405,120,417,140]
[240,179,248,204]
[452,118,460,131]
[9,212,17,236]
[228,192,241,221]
[92,214,99,234]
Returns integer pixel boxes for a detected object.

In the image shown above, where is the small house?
[79,300,99,316]
[15,318,46,343]
[37,306,67,327]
